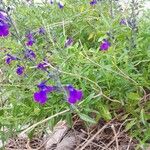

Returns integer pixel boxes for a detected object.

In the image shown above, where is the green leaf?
[140,108,146,125]
[88,33,94,40]
[127,92,140,100]
[100,105,112,121]
[100,13,110,28]
[66,113,73,128]
[127,92,140,106]
[125,118,137,131]
[84,108,100,115]
[79,113,96,124]
[98,36,107,42]
[0,110,4,116]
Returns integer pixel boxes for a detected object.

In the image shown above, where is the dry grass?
[5,116,139,150]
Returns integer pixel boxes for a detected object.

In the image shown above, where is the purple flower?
[34,90,48,104]
[16,66,24,75]
[0,11,7,21]
[33,82,83,105]
[65,85,83,104]
[64,37,73,48]
[37,62,47,70]
[50,0,54,4]
[26,33,35,46]
[0,20,9,37]
[37,59,48,70]
[99,39,111,51]
[120,19,127,25]
[26,38,35,46]
[0,10,9,36]
[38,82,55,93]
[39,27,46,35]
[90,0,97,6]
[26,33,33,39]
[58,1,64,9]
[5,54,17,64]
[24,49,36,60]
[34,82,55,104]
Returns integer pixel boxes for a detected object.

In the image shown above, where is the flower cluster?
[34,82,83,105]
[5,49,36,76]
[4,25,74,78]
[2,17,82,104]
[0,11,9,37]
[5,53,25,76]
[1,1,116,108]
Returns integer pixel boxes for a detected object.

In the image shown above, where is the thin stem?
[46,63,102,92]
[82,52,136,84]
[109,0,114,19]
[46,63,121,103]
[21,109,69,134]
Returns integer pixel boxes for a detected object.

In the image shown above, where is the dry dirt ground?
[4,117,140,150]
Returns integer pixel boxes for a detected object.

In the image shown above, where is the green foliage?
[0,0,150,148]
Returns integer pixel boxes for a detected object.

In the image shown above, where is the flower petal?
[100,39,111,51]
[76,90,83,101]
[65,85,83,104]
[37,82,55,93]
[64,37,73,48]
[16,66,24,75]
[0,20,9,37]
[90,0,97,6]
[24,49,36,59]
[34,90,48,104]
[39,27,46,34]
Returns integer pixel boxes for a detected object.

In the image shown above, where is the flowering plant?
[0,0,150,148]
